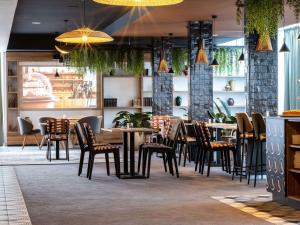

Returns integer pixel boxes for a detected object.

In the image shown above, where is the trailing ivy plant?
[213,48,242,76]
[66,47,145,76]
[171,48,187,75]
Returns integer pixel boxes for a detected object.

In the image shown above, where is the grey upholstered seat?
[77,116,102,134]
[17,116,40,150]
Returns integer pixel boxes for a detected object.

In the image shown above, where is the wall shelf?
[289,169,300,174]
[290,144,300,150]
[104,106,142,109]
[213,91,246,93]
[213,76,245,78]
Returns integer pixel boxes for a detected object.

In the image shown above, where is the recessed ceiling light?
[32,22,41,25]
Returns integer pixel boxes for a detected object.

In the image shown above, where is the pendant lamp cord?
[199,21,202,46]
[82,0,86,27]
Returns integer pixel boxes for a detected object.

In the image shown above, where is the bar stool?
[234,113,254,182]
[248,112,266,187]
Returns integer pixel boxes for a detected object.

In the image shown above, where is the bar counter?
[267,116,300,208]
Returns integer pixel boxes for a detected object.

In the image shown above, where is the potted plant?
[113,111,152,128]
[113,111,152,150]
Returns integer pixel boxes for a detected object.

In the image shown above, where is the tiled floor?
[213,195,300,225]
[0,167,31,225]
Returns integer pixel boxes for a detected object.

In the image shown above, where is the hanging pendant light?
[168,33,175,73]
[55,27,113,44]
[256,34,273,52]
[55,20,72,54]
[55,0,113,44]
[238,49,245,61]
[210,15,219,67]
[279,13,290,53]
[93,0,183,7]
[279,38,290,52]
[158,50,169,72]
[238,7,245,62]
[196,22,208,64]
[158,38,169,73]
[55,69,60,78]
[55,45,71,55]
[210,58,219,66]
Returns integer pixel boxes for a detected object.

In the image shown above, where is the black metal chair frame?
[83,123,120,180]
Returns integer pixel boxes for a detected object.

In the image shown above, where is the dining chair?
[70,116,103,146]
[17,116,40,150]
[196,121,237,177]
[39,117,55,150]
[137,116,171,174]
[248,112,266,187]
[82,123,120,180]
[46,119,70,161]
[75,122,110,177]
[178,121,198,167]
[141,119,181,178]
[234,112,254,182]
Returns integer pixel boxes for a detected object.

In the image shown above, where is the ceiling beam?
[103,7,153,36]
[0,0,18,51]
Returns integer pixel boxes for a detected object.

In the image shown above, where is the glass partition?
[20,65,97,109]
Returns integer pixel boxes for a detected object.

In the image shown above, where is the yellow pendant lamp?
[55,27,113,44]
[55,45,71,54]
[158,50,169,72]
[256,34,272,52]
[93,0,183,7]
[196,22,208,64]
[55,0,113,45]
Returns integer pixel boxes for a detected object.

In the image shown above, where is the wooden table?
[206,123,237,130]
[103,128,158,179]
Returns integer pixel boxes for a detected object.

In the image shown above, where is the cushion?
[94,145,119,151]
[211,141,235,149]
[240,133,254,139]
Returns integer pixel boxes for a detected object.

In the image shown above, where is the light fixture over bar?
[55,27,113,44]
[93,0,183,7]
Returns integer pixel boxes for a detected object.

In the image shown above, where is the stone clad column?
[188,21,213,120]
[152,38,173,115]
[245,33,278,116]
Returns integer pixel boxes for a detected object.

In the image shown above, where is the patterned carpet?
[213,195,300,225]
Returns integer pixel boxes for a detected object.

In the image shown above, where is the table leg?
[130,132,135,177]
[56,141,60,159]
[123,132,128,174]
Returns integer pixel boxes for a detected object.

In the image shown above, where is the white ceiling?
[113,0,296,38]
[0,0,18,51]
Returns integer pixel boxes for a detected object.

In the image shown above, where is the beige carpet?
[14,158,273,225]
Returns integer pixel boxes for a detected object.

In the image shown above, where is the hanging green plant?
[236,0,284,40]
[171,48,187,75]
[67,47,144,76]
[246,0,283,38]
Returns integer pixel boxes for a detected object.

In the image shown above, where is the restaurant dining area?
[1,0,300,224]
